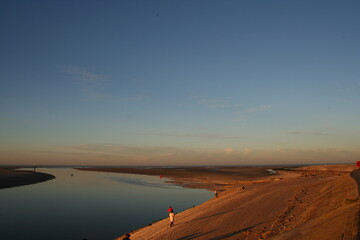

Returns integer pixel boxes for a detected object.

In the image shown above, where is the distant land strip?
[0,168,55,189]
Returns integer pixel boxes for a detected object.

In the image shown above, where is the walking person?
[168,206,175,227]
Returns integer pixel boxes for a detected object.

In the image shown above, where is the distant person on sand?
[168,206,175,227]
[214,190,218,198]
[122,233,130,240]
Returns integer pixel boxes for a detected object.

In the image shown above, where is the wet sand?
[0,168,55,189]
[79,165,359,240]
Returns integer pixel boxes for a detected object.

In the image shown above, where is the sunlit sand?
[92,165,359,240]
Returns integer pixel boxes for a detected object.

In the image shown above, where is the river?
[0,168,212,240]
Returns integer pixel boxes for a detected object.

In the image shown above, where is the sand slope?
[114,165,359,240]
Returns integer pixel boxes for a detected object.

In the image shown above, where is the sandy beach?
[79,165,359,240]
[0,168,55,189]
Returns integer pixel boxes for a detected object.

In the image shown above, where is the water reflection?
[106,176,181,189]
[0,168,212,240]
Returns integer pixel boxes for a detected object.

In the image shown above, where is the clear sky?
[1,0,359,166]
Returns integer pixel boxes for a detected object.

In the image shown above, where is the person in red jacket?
[167,206,175,227]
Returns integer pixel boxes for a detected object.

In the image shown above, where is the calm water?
[0,168,212,240]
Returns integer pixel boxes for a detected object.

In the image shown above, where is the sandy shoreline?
[79,164,359,240]
[0,168,55,189]
[76,166,275,191]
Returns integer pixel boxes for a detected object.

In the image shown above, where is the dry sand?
[0,168,55,189]
[80,165,359,240]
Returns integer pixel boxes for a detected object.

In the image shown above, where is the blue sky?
[1,0,359,166]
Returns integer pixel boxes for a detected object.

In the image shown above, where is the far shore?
[0,167,55,189]
[79,164,360,240]
[76,166,277,191]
